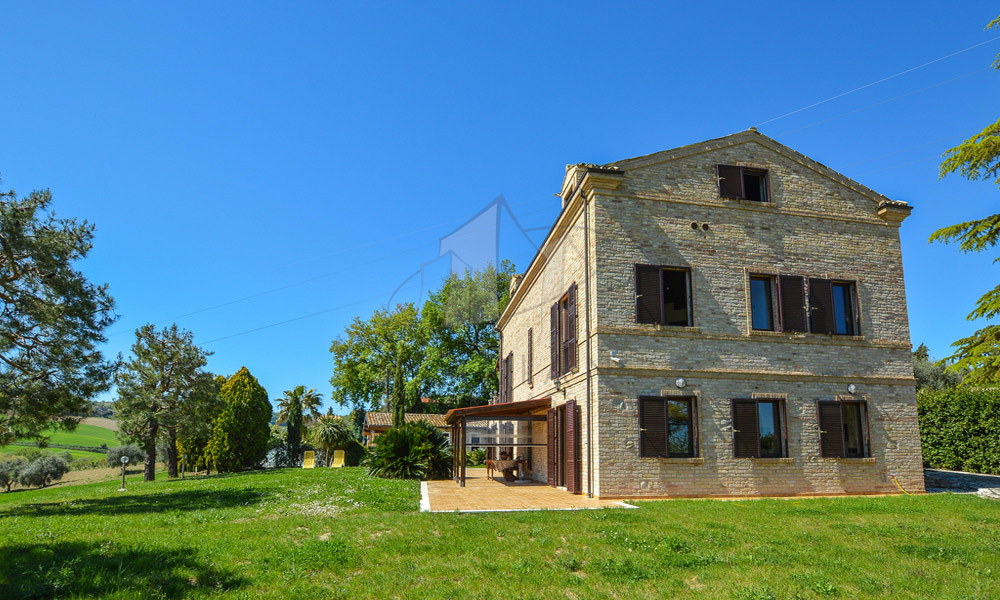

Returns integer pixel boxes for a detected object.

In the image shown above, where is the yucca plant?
[364,421,452,480]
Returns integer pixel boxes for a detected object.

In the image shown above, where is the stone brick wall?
[590,134,924,497]
[498,131,924,498]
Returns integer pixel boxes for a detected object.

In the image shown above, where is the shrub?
[18,454,70,488]
[343,439,367,467]
[918,387,1000,475]
[467,448,487,466]
[0,457,26,492]
[364,421,452,480]
[107,445,146,468]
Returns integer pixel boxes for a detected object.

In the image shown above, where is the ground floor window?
[818,400,869,458]
[639,396,696,458]
[731,399,785,458]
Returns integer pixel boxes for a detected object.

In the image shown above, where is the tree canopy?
[329,263,515,418]
[115,323,212,481]
[0,185,116,444]
[206,367,271,472]
[929,15,1000,384]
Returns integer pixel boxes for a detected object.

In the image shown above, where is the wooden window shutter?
[565,284,578,371]
[505,354,513,403]
[818,401,845,458]
[638,396,667,458]
[527,328,533,387]
[565,399,579,494]
[546,408,556,486]
[635,264,663,324]
[777,275,807,332]
[731,400,760,458]
[550,303,560,378]
[717,164,744,198]
[809,278,835,334]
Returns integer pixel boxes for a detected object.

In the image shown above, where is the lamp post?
[119,455,129,492]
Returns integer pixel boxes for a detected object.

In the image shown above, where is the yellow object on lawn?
[333,449,345,468]
[302,451,315,469]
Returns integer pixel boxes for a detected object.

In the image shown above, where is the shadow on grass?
[0,488,268,517]
[0,541,246,599]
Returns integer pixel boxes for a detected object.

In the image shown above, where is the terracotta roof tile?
[364,412,448,428]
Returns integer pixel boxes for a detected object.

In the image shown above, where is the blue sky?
[1,3,998,411]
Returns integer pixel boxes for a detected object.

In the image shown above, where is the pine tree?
[206,367,271,472]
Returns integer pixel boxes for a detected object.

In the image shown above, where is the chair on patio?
[332,449,345,468]
[302,451,316,469]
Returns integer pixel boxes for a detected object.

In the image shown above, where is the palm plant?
[310,414,355,466]
[364,421,452,480]
[276,386,324,426]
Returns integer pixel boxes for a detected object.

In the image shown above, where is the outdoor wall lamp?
[847,383,858,395]
[675,377,686,389]
[553,377,561,391]
[610,350,622,364]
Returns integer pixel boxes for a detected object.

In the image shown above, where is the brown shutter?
[505,354,513,403]
[546,408,556,486]
[565,399,579,494]
[639,396,667,458]
[527,328,533,387]
[809,279,835,334]
[498,354,506,403]
[717,164,744,198]
[565,283,578,371]
[550,303,560,378]
[777,275,807,332]
[635,264,663,324]
[818,401,845,458]
[732,400,760,458]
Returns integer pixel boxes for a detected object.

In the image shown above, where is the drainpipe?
[582,186,595,498]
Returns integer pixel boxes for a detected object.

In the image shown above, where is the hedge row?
[8,442,108,454]
[917,387,1000,475]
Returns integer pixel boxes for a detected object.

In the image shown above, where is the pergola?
[445,398,551,487]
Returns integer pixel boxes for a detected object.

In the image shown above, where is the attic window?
[717,165,769,202]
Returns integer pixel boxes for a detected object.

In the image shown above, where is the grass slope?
[30,423,120,447]
[0,469,998,599]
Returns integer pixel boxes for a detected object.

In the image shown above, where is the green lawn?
[27,423,120,448]
[0,468,998,599]
[0,445,107,461]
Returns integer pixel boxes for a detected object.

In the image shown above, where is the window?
[639,396,696,458]
[526,328,533,387]
[635,265,692,326]
[732,399,785,458]
[550,283,578,378]
[498,352,513,403]
[749,275,775,331]
[717,164,769,202]
[818,400,869,458]
[809,279,859,335]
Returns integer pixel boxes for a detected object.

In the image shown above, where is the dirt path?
[81,417,118,431]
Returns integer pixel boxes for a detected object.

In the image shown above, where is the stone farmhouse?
[446,129,925,498]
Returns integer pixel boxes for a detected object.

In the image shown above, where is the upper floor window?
[635,265,692,327]
[550,283,578,378]
[809,279,859,335]
[749,276,775,331]
[717,164,769,202]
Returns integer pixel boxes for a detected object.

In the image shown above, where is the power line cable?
[755,36,1000,128]
[774,67,991,137]
[108,201,557,336]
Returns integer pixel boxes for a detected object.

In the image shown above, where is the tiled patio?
[422,468,636,513]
